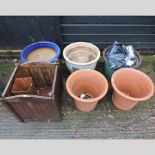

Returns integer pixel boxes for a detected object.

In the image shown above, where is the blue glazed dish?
[20,41,61,63]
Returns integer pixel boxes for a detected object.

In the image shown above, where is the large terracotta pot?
[66,69,108,112]
[111,68,154,110]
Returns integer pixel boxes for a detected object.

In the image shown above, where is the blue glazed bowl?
[20,41,61,63]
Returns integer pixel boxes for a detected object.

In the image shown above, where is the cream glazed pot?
[63,42,100,72]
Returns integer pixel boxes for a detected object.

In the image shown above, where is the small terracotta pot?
[111,68,154,110]
[66,69,108,112]
[11,77,36,95]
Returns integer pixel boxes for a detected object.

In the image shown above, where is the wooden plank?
[13,16,32,46]
[0,16,62,49]
[37,67,48,86]
[49,16,62,48]
[0,51,20,55]
[25,16,44,42]
[35,16,57,41]
[62,34,155,42]
[21,63,56,86]
[45,66,55,86]
[61,25,155,34]
[2,17,23,48]
[61,16,155,24]
[0,18,7,47]
[41,67,52,86]
[52,65,63,111]
[6,98,56,121]
[63,42,155,50]
[0,17,13,49]
[15,67,31,78]
[34,16,62,48]
[0,16,155,50]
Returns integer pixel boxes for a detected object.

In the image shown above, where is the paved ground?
[0,56,155,139]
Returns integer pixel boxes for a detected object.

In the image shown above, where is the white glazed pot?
[63,42,100,72]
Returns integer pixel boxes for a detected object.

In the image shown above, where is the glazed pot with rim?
[103,46,142,80]
[111,68,154,110]
[63,42,100,73]
[66,69,108,112]
[20,41,61,63]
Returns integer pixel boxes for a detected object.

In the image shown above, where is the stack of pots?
[64,42,154,112]
[63,42,108,112]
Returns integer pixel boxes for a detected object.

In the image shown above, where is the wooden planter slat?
[2,62,63,122]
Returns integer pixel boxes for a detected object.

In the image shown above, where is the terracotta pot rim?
[66,69,108,103]
[102,46,142,68]
[63,42,100,66]
[111,68,154,101]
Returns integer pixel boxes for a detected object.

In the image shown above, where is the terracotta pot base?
[112,95,138,111]
[75,100,97,112]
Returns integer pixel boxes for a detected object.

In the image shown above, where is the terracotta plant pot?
[66,69,108,112]
[111,68,154,110]
[11,77,37,95]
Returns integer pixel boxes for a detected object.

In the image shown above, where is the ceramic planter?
[20,41,61,63]
[66,69,108,112]
[103,46,142,79]
[63,42,100,72]
[111,68,154,110]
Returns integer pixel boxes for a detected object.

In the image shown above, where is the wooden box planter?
[2,62,63,122]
